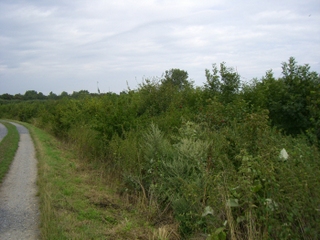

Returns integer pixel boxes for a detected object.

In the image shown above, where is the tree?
[204,63,220,94]
[219,62,240,103]
[38,92,46,100]
[14,94,23,100]
[279,57,320,134]
[24,90,38,100]
[242,57,320,136]
[48,91,58,100]
[162,68,190,90]
[0,93,14,100]
[204,62,240,103]
[60,91,69,98]
[71,90,90,99]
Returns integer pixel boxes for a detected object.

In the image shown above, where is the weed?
[22,122,163,239]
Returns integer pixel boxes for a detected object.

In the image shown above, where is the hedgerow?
[1,58,319,239]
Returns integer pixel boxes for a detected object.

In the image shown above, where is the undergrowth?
[22,122,178,240]
[1,58,319,239]
[110,113,320,239]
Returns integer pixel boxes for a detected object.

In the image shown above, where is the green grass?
[0,121,19,183]
[18,122,169,240]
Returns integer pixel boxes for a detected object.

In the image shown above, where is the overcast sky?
[0,0,319,95]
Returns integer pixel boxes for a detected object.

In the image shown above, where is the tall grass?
[22,122,171,239]
[0,121,19,183]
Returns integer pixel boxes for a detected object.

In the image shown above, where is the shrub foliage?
[1,57,319,239]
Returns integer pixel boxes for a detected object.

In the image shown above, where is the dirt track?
[0,122,39,239]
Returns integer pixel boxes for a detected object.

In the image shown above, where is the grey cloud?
[0,0,319,95]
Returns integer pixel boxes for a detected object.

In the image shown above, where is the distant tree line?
[0,90,103,101]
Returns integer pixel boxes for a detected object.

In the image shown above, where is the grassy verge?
[0,121,19,183]
[20,122,168,239]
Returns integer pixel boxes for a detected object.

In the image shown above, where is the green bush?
[132,113,320,238]
[0,59,319,239]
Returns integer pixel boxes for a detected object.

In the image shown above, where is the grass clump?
[0,121,19,183]
[21,122,171,240]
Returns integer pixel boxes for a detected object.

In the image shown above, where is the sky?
[0,0,319,95]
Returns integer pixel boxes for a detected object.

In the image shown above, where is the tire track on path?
[0,122,40,240]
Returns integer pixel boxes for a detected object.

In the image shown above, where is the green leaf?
[264,198,278,211]
[226,198,240,207]
[202,206,214,217]
[251,180,262,193]
[207,227,226,240]
[236,216,246,223]
[214,227,225,234]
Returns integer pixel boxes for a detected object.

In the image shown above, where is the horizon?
[1,0,319,95]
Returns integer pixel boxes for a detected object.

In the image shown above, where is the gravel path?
[0,122,40,240]
[0,122,8,142]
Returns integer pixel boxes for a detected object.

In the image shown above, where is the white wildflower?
[202,206,214,217]
[279,148,289,161]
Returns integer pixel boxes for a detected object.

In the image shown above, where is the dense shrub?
[1,58,319,238]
